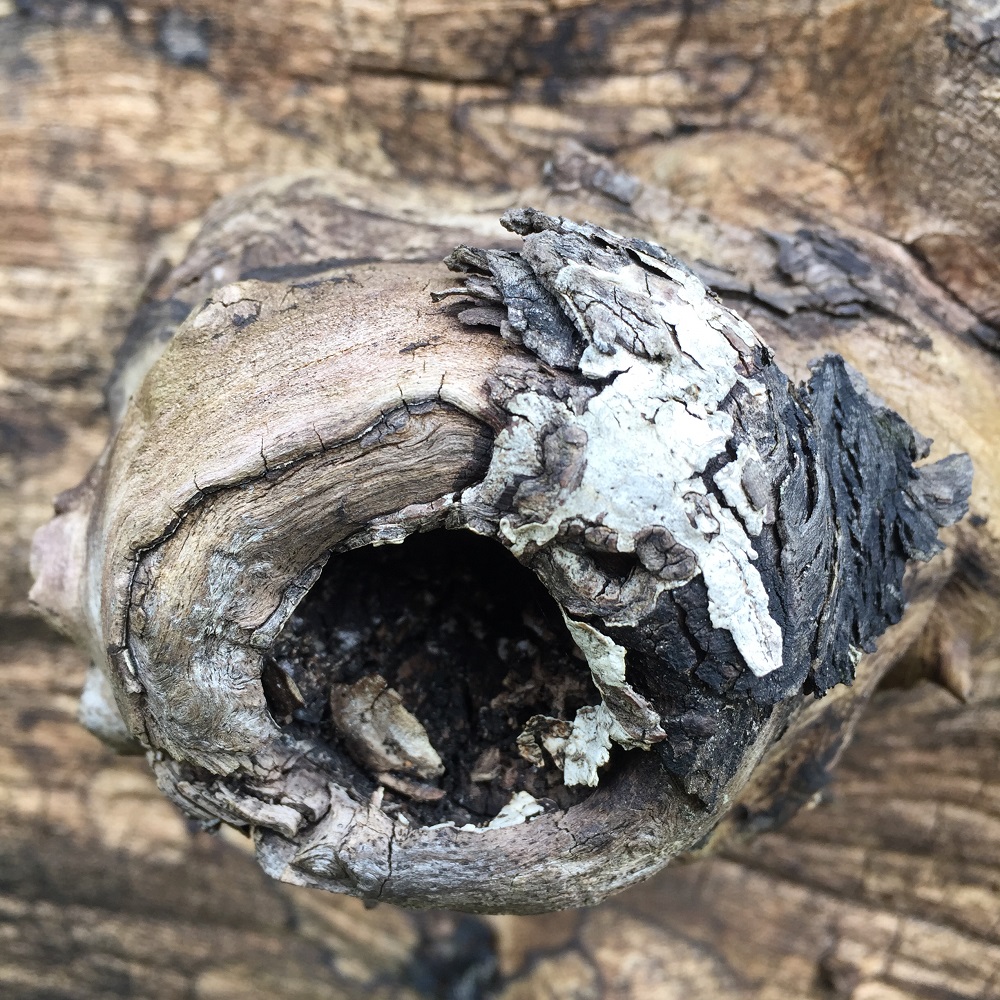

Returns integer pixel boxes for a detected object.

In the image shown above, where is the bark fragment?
[330,675,445,784]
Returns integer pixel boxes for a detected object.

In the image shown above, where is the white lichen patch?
[712,441,768,537]
[461,218,788,791]
[426,790,545,833]
[562,617,628,692]
[468,248,783,682]
[558,615,665,784]
[484,790,545,829]
[561,705,618,787]
[517,621,664,787]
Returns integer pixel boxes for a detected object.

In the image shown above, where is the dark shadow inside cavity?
[261,529,602,827]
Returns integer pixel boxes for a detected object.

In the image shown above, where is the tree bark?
[2,0,999,995]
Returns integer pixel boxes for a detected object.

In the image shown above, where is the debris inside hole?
[261,529,604,827]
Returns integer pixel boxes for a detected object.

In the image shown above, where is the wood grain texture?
[2,0,999,995]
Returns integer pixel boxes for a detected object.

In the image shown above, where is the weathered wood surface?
[4,631,999,998]
[29,171,973,913]
[2,0,999,996]
[6,0,1000,622]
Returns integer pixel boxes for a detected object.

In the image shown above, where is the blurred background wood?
[2,1,999,996]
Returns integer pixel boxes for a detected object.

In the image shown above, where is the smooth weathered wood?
[2,0,999,994]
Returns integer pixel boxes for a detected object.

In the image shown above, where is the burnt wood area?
[3,1,1000,998]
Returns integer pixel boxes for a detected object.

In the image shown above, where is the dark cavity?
[261,529,599,827]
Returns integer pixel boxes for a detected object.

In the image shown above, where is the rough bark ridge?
[30,191,970,912]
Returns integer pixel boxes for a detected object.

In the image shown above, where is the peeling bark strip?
[30,197,970,912]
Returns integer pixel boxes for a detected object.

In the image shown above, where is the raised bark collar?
[30,202,971,913]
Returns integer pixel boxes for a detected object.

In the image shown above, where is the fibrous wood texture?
[3,0,1000,996]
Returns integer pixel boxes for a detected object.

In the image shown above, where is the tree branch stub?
[29,186,972,913]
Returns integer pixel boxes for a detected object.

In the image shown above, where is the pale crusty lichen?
[460,212,784,788]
